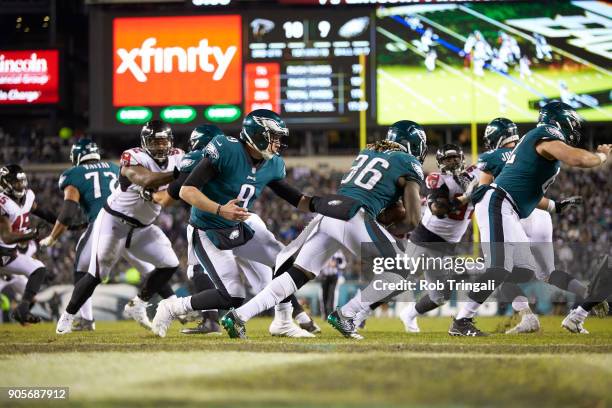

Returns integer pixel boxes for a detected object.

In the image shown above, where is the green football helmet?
[189,125,224,151]
[240,109,288,160]
[70,138,101,165]
[386,120,428,163]
[538,101,583,146]
[484,118,519,150]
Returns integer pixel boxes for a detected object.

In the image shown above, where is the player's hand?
[596,144,611,156]
[39,235,57,247]
[219,198,250,221]
[556,196,583,214]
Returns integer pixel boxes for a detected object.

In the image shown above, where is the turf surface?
[1,316,610,407]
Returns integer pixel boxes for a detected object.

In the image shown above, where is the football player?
[55,120,184,334]
[0,164,58,324]
[151,110,320,338]
[220,120,426,339]
[474,118,590,334]
[397,143,481,333]
[450,102,611,336]
[40,139,159,331]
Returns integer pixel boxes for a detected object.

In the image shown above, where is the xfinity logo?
[116,37,237,83]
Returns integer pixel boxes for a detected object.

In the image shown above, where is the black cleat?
[72,317,96,331]
[12,306,41,326]
[181,318,222,335]
[448,317,488,337]
[299,320,321,334]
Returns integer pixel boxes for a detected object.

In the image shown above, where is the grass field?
[377,66,612,125]
[1,316,611,407]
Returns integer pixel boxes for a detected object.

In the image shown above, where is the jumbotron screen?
[376,2,612,125]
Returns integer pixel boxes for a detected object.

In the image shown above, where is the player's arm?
[536,141,611,168]
[387,177,421,236]
[267,180,315,212]
[40,185,81,247]
[153,171,192,207]
[0,214,37,245]
[179,157,249,221]
[536,195,583,214]
[31,201,57,224]
[121,165,177,190]
[426,181,451,218]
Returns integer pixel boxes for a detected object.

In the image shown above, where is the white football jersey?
[107,147,184,225]
[420,166,480,243]
[0,190,35,248]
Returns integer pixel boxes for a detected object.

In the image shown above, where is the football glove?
[556,196,583,214]
[40,235,57,247]
[139,188,153,202]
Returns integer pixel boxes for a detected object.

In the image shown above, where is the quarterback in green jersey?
[152,110,321,338]
[450,102,611,336]
[220,120,426,339]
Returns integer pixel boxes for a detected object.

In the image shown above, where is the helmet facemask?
[142,132,173,164]
[0,167,28,200]
[241,117,288,161]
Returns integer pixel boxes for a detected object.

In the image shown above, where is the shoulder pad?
[120,148,147,167]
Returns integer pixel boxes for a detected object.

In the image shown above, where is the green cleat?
[221,309,247,339]
[327,308,363,340]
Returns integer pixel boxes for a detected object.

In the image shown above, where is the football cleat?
[505,311,540,334]
[561,310,589,334]
[299,319,322,334]
[180,318,222,335]
[151,298,184,338]
[124,297,152,331]
[55,312,75,335]
[221,309,247,339]
[72,317,96,331]
[399,303,420,333]
[12,304,41,326]
[327,309,363,340]
[448,317,488,337]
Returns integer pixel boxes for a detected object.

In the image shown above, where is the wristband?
[216,204,222,216]
[596,152,607,164]
[546,200,556,214]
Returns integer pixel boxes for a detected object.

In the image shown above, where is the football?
[377,200,406,225]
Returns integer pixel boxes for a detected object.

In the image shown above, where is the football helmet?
[436,144,465,176]
[538,101,583,146]
[484,117,519,150]
[189,125,224,152]
[240,109,288,160]
[0,164,28,200]
[386,120,428,163]
[141,120,174,163]
[70,138,100,166]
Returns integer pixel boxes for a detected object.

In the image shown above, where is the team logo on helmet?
[252,116,289,137]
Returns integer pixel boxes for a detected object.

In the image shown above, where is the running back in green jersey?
[337,148,424,217]
[477,148,513,178]
[58,161,120,222]
[495,125,563,218]
[190,135,286,230]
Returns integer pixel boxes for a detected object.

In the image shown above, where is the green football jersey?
[190,135,286,230]
[178,150,205,173]
[337,148,424,217]
[495,125,563,218]
[477,147,513,178]
[58,161,120,222]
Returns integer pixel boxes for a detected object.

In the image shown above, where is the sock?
[403,302,418,320]
[22,268,47,304]
[274,302,292,322]
[66,274,101,315]
[415,295,441,315]
[203,310,219,322]
[574,306,588,320]
[190,289,243,311]
[80,297,94,321]
[456,299,481,320]
[236,272,298,322]
[180,296,193,313]
[295,311,311,325]
[139,267,177,301]
[289,295,305,316]
[340,291,369,318]
[511,296,530,313]
[157,282,175,299]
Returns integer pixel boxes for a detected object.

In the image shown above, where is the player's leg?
[223,216,343,338]
[57,210,124,334]
[1,254,46,325]
[72,225,96,331]
[180,264,221,335]
[151,228,244,337]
